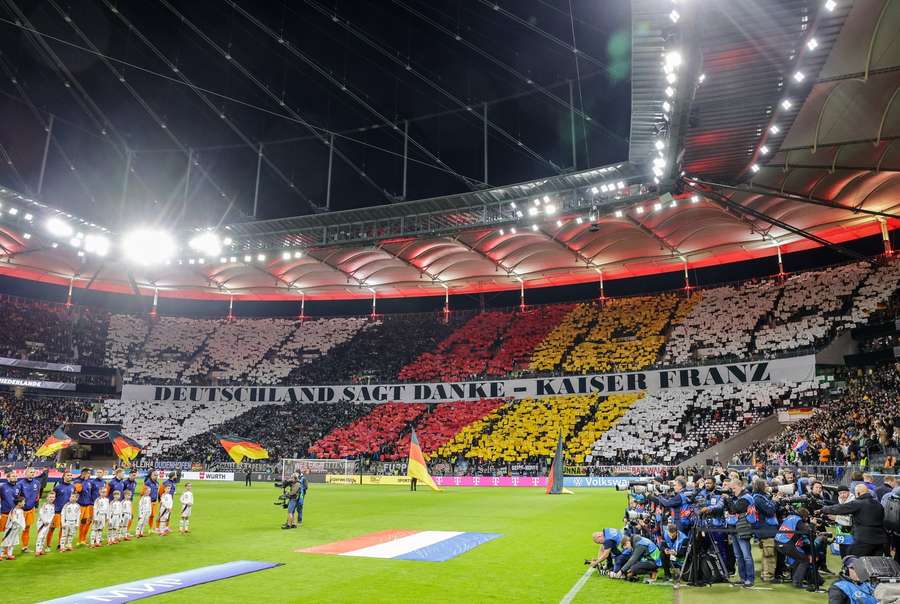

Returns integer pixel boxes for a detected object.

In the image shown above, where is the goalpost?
[280,458,359,482]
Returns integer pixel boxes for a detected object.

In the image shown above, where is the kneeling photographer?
[774,507,825,589]
[609,534,662,583]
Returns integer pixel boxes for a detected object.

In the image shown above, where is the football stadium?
[2,0,900,602]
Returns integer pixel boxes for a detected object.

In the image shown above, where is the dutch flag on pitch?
[299,529,501,562]
[792,437,809,454]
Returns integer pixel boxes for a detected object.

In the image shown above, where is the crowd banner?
[0,376,77,391]
[120,354,816,404]
[181,471,234,481]
[0,356,81,373]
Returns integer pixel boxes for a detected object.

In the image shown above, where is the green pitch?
[13,483,834,603]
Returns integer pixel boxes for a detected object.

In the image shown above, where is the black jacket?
[820,492,887,545]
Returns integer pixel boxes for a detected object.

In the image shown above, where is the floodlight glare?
[188,231,222,257]
[807,38,818,51]
[769,125,780,134]
[46,217,74,238]
[751,163,761,173]
[655,140,665,151]
[665,86,675,97]
[614,210,623,218]
[122,229,176,265]
[781,99,792,110]
[84,234,110,256]
[545,204,557,215]
[665,51,682,69]
[282,251,292,260]
[294,251,303,259]
[824,0,836,12]
[666,72,677,84]
[793,71,805,83]
[669,9,679,22]
[662,100,671,113]
[691,194,700,203]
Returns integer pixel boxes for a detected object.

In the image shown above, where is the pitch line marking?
[559,568,594,604]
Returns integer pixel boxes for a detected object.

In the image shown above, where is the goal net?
[280,458,358,482]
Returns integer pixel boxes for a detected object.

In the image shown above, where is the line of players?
[0,466,194,561]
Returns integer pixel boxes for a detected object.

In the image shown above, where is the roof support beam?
[626,215,684,259]
[449,234,514,276]
[317,249,368,287]
[377,241,437,282]
[539,227,595,267]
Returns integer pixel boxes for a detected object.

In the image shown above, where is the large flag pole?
[406,428,440,491]
[546,432,572,495]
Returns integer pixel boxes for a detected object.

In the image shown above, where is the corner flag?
[406,428,440,491]
[546,433,573,494]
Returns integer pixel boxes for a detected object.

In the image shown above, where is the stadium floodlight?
[793,71,805,83]
[665,51,682,70]
[824,0,836,11]
[691,194,700,203]
[662,100,671,113]
[23,233,31,239]
[590,186,599,195]
[653,202,663,212]
[781,99,792,110]
[69,237,81,248]
[122,229,177,265]
[243,254,252,262]
[545,204,557,215]
[653,166,664,177]
[510,227,517,234]
[807,38,818,51]
[499,228,505,236]
[655,139,665,151]
[665,86,675,97]
[635,206,645,214]
[669,9,679,22]
[751,163,761,173]
[600,184,609,193]
[533,198,541,206]
[8,207,18,216]
[653,157,666,168]
[698,73,706,83]
[616,181,625,190]
[229,256,237,263]
[542,195,550,203]
[510,202,516,209]
[670,200,678,208]
[614,210,623,218]
[294,251,302,259]
[219,257,227,264]
[77,250,85,257]
[257,253,266,262]
[531,224,539,232]
[556,219,563,227]
[769,125,780,134]
[516,210,524,218]
[188,231,222,257]
[46,216,74,238]
[576,217,584,224]
[223,237,233,245]
[282,251,292,260]
[84,234,110,256]
[528,206,539,217]
[760,145,770,155]
[24,213,33,221]
[198,258,205,265]
[666,72,677,84]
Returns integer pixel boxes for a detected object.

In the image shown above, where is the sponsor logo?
[78,429,110,440]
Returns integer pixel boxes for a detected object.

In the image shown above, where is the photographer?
[650,478,694,533]
[818,483,888,556]
[830,486,856,558]
[751,478,780,582]
[588,528,623,573]
[610,534,662,583]
[724,479,756,588]
[698,478,735,576]
[281,473,303,530]
[827,556,877,604]
[774,507,824,589]
[661,523,688,579]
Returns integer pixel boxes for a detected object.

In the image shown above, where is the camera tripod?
[675,518,735,588]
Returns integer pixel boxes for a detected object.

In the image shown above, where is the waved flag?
[406,428,440,491]
[35,427,74,457]
[792,437,809,454]
[111,432,143,462]
[217,434,269,463]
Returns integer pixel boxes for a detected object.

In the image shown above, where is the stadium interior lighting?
[781,99,792,110]
[617,181,625,190]
[8,207,18,216]
[23,233,31,239]
[532,198,541,206]
[24,213,33,221]
[556,219,563,227]
[769,125,780,134]
[46,216,74,238]
[691,194,700,203]
[760,145,770,155]
[229,256,237,263]
[751,163,761,173]
[77,250,85,257]
[198,258,205,264]
[294,251,303,259]
[545,204,557,215]
[670,200,678,208]
[793,71,805,83]
[655,139,665,150]
[499,228,505,236]
[590,186,599,195]
[84,234,110,256]
[243,255,252,262]
[600,184,609,193]
[825,0,836,11]
[614,210,623,218]
[509,202,516,209]
[516,210,524,218]
[282,251,292,260]
[636,206,645,214]
[219,257,227,264]
[669,9,679,23]
[531,224,539,232]
[653,202,663,212]
[510,227,517,234]
[257,254,266,262]
[698,73,706,83]
[576,217,584,224]
[188,231,222,257]
[665,51,682,69]
[528,206,539,217]
[807,38,818,51]
[69,237,81,248]
[542,195,550,203]
[121,229,177,265]
[666,72,677,84]
[662,100,671,113]
[223,237,233,246]
[665,86,675,97]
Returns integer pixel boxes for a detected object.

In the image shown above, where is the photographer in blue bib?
[774,507,825,590]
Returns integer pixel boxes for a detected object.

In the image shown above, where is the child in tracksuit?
[90,486,109,547]
[108,491,123,545]
[179,483,193,533]
[35,492,56,556]
[120,490,133,541]
[60,493,80,551]
[158,486,173,536]
[136,488,151,538]
[1,497,25,559]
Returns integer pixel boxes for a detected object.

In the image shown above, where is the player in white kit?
[90,486,109,547]
[179,483,194,533]
[108,490,123,544]
[158,485,173,535]
[35,492,56,556]
[60,493,80,551]
[120,490,133,541]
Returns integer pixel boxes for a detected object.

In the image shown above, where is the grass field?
[10,483,837,603]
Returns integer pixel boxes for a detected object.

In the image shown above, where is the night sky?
[0,0,631,228]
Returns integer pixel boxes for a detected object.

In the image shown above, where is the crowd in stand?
[0,394,92,461]
[737,364,900,467]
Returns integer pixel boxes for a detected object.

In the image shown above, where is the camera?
[273,479,295,509]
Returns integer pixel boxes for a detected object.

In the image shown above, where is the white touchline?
[559,568,594,604]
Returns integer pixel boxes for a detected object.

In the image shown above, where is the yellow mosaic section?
[565,393,642,462]
[438,395,596,462]
[434,403,509,460]
[529,302,600,371]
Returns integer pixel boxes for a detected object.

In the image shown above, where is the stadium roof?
[0,0,898,302]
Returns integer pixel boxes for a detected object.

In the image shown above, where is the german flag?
[111,432,143,462]
[35,427,73,457]
[217,434,269,463]
[405,428,440,491]
[546,432,573,495]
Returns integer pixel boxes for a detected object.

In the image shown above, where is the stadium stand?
[167,402,376,462]
[307,402,428,459]
[588,381,824,464]
[387,399,506,460]
[0,393,92,461]
[0,296,108,366]
[565,394,641,462]
[738,363,900,466]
